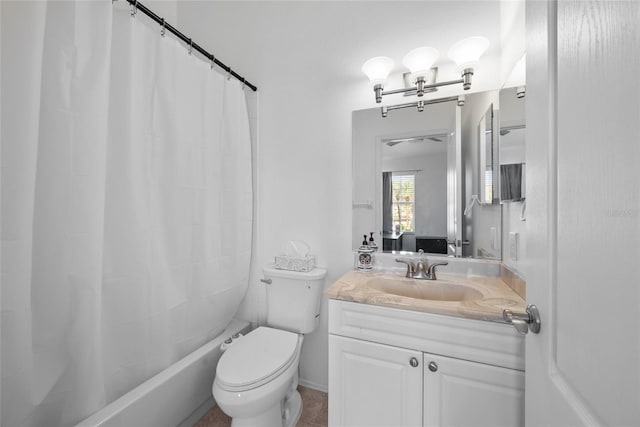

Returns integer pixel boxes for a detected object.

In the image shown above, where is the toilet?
[212,265,327,427]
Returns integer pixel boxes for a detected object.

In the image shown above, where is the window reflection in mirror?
[389,173,415,233]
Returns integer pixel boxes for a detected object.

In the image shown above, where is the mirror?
[460,91,501,259]
[498,87,526,203]
[352,100,457,255]
[498,86,526,269]
[478,104,497,205]
[353,90,508,259]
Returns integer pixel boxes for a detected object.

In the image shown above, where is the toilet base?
[283,389,302,427]
[229,403,282,427]
[228,390,301,427]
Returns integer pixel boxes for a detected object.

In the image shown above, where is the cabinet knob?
[428,361,438,372]
[409,357,419,367]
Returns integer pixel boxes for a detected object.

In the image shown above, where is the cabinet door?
[329,335,423,427]
[423,353,524,427]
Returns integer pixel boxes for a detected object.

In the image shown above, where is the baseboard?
[298,378,328,394]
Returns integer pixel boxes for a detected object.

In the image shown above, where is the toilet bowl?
[212,327,304,427]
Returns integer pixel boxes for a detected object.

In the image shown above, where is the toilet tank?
[263,265,328,334]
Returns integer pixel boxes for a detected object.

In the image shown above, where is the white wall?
[144,1,177,23]
[254,83,355,391]
[414,153,448,236]
[499,0,526,84]
[501,201,526,272]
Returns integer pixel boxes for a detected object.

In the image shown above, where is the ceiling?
[382,134,449,163]
[177,1,520,96]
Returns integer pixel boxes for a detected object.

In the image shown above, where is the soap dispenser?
[357,234,374,270]
[368,232,378,251]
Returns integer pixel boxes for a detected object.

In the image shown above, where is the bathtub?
[76,319,251,427]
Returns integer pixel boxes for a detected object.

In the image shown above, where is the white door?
[526,1,640,425]
[328,335,423,427]
[423,353,524,427]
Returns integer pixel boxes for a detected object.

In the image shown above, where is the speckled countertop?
[325,269,526,323]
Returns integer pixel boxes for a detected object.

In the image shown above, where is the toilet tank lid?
[263,264,327,280]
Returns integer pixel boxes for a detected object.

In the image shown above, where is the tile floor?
[193,386,328,427]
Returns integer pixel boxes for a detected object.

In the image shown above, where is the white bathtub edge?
[76,319,251,427]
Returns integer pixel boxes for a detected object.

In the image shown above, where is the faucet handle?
[395,258,415,278]
[427,262,448,280]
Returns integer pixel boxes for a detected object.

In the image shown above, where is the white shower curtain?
[1,1,253,426]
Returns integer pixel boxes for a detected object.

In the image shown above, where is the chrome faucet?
[395,256,448,280]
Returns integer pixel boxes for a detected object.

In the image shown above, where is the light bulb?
[402,47,439,80]
[447,36,490,72]
[362,56,395,87]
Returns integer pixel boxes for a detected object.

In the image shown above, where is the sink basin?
[365,277,483,302]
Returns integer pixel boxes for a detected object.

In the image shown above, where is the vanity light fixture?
[362,36,490,109]
[380,95,466,118]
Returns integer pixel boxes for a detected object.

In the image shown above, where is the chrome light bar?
[380,95,466,118]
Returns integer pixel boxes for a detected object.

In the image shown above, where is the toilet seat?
[216,327,300,392]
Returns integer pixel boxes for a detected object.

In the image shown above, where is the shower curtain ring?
[188,38,193,55]
[130,0,138,17]
[160,18,166,37]
[210,55,215,70]
[227,70,231,80]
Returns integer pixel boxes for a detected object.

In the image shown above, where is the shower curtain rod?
[122,0,258,92]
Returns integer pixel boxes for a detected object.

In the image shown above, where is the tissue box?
[274,255,316,272]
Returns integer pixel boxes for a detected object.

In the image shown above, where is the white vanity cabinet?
[328,299,525,427]
[329,334,423,426]
[422,353,524,426]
